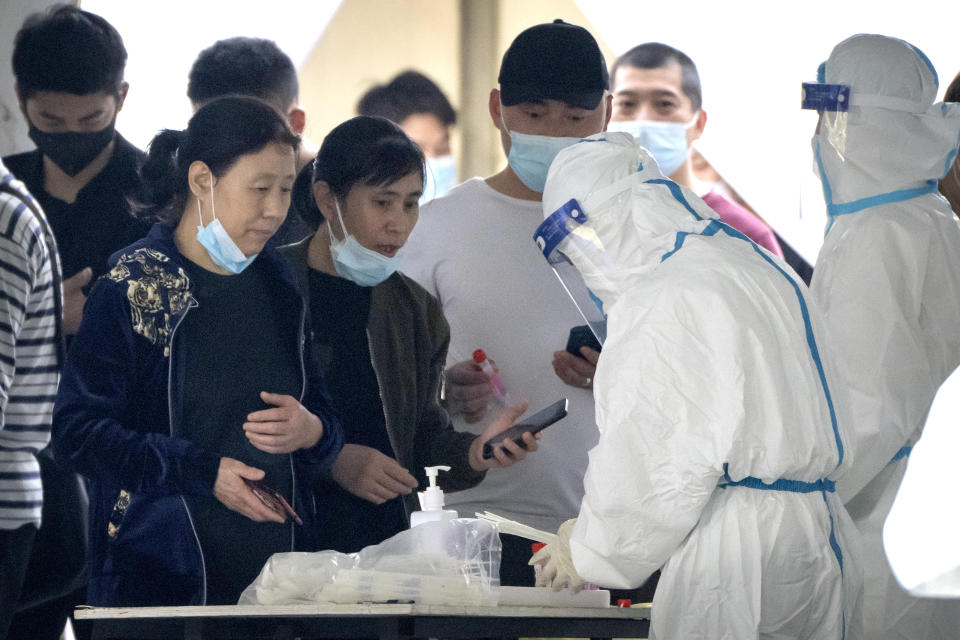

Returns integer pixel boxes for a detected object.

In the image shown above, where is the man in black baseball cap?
[498,19,609,111]
[489,19,611,196]
[402,20,610,588]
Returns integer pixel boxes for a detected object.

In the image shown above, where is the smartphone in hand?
[481,398,568,459]
[566,325,602,359]
[243,477,302,525]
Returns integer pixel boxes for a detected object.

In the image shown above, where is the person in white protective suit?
[529,132,863,640]
[805,34,960,639]
[884,364,960,599]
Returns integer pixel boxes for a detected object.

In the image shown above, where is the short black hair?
[611,42,702,112]
[12,4,127,100]
[188,37,299,114]
[307,116,424,226]
[946,71,960,103]
[356,70,456,127]
[138,96,299,225]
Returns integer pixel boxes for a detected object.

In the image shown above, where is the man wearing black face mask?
[3,4,149,338]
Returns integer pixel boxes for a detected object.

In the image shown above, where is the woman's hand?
[213,457,285,523]
[243,391,324,454]
[331,444,419,504]
[469,401,540,471]
[444,359,495,423]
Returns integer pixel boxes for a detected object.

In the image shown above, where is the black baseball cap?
[498,19,608,110]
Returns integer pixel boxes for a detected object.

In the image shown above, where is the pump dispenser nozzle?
[418,465,451,511]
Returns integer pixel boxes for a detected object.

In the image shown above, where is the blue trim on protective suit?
[660,220,724,261]
[720,463,836,493]
[645,179,704,220]
[907,43,938,87]
[892,445,913,462]
[815,140,941,236]
[829,181,939,218]
[652,180,844,466]
[651,178,847,610]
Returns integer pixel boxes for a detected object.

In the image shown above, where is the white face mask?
[327,199,404,287]
[195,181,257,274]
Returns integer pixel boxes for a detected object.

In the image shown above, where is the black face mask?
[28,121,116,177]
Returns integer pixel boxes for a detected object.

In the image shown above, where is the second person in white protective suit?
[530,132,863,640]
[806,34,960,639]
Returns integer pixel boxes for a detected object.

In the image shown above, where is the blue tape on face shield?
[801,83,850,112]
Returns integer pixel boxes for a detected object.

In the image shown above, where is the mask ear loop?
[209,180,218,222]
[196,177,216,228]
[326,198,350,245]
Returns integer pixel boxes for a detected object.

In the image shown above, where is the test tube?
[473,349,508,399]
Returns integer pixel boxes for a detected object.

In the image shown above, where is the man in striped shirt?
[0,158,59,638]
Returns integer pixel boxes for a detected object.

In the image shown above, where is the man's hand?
[331,444,419,504]
[552,347,599,390]
[469,401,540,471]
[243,391,324,454]
[63,267,92,336]
[444,359,495,423]
[213,457,285,523]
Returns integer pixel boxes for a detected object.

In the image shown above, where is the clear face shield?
[800,81,851,234]
[533,198,610,345]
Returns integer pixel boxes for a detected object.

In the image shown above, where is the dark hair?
[187,37,299,113]
[12,4,127,100]
[611,42,702,112]
[138,96,299,225]
[307,116,424,225]
[356,71,456,126]
[946,71,960,103]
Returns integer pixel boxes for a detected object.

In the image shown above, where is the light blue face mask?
[196,181,257,274]
[506,128,582,193]
[328,199,404,287]
[607,117,697,177]
[421,155,457,204]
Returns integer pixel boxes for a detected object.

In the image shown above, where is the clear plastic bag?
[239,518,501,606]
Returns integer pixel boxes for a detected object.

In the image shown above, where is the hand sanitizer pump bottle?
[410,465,458,528]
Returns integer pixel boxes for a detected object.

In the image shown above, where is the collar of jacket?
[110,222,301,291]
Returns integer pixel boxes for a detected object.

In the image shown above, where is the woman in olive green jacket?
[282,116,537,552]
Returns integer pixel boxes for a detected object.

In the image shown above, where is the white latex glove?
[529,518,584,592]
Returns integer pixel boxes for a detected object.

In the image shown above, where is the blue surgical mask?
[607,117,697,177]
[506,128,582,193]
[328,200,403,287]
[196,182,257,274]
[421,155,457,204]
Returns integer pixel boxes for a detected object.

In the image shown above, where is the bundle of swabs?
[475,511,558,544]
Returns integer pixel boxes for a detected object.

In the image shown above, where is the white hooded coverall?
[540,133,862,640]
[809,35,960,639]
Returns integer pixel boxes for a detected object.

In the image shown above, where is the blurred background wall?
[2,0,959,259]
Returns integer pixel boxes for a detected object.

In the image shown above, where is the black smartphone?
[481,398,569,459]
[566,325,602,359]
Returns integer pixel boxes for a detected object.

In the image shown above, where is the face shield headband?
[534,198,609,345]
[802,80,943,233]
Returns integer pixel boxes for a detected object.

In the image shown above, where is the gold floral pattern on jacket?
[107,249,193,356]
[107,489,131,538]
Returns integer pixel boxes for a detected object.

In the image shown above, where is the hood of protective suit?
[814,34,960,218]
[541,131,718,310]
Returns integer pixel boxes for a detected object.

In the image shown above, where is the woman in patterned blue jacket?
[53,96,343,607]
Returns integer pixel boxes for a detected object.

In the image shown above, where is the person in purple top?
[606,43,784,258]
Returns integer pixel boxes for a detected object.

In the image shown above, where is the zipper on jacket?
[290,302,309,551]
[167,299,208,605]
[365,328,406,491]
